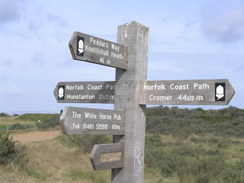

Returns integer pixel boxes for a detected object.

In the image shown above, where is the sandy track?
[11,131,61,143]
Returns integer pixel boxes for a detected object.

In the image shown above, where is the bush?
[16,113,50,121]
[146,106,244,138]
[0,112,9,117]
[145,134,244,182]
[10,123,31,130]
[0,132,29,168]
[177,156,226,183]
[158,152,177,176]
[36,114,60,130]
[222,160,244,183]
[145,135,177,176]
[173,145,207,157]
[223,169,244,183]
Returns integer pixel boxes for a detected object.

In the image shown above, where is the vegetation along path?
[11,130,61,143]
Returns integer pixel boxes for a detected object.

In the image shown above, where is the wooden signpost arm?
[113,21,149,183]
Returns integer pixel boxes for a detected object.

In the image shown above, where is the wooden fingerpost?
[112,21,149,183]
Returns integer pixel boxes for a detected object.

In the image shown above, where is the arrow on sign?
[69,32,127,69]
[140,79,235,105]
[90,143,124,170]
[53,81,116,104]
[60,107,125,135]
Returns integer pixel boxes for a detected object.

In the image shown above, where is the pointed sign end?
[53,84,58,102]
[90,143,124,170]
[68,32,78,60]
[59,107,68,135]
[90,144,99,170]
[225,79,235,105]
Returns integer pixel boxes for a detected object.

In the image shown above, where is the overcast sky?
[0,0,244,114]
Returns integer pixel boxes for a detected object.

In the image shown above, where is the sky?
[0,0,244,114]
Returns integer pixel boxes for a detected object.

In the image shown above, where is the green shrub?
[25,167,52,181]
[0,132,29,168]
[16,113,45,121]
[36,114,60,130]
[67,169,107,183]
[173,145,207,157]
[145,135,177,176]
[0,113,9,117]
[10,123,31,130]
[0,125,8,131]
[159,152,177,176]
[177,156,226,183]
[15,113,60,130]
[146,106,244,138]
[190,136,207,144]
[221,161,244,183]
[146,135,164,146]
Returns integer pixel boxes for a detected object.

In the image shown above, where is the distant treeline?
[146,106,244,138]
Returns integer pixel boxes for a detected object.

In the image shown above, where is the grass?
[0,116,34,126]
[145,134,244,183]
[0,125,9,131]
[0,113,60,132]
[0,116,36,132]
[0,133,243,183]
[15,113,58,122]
[0,112,243,183]
[0,135,111,183]
[66,169,109,183]
[25,167,52,181]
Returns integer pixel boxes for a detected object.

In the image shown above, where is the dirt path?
[11,131,61,143]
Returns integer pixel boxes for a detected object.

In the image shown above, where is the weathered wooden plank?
[112,21,148,183]
[90,143,124,170]
[69,32,127,69]
[139,79,235,105]
[53,81,116,104]
[60,107,125,135]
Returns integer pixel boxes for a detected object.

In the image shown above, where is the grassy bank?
[0,106,243,182]
[0,133,243,183]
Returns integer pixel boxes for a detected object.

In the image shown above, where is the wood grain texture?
[69,32,127,69]
[112,21,149,183]
[90,143,124,170]
[60,106,125,135]
[139,79,235,105]
[54,81,116,104]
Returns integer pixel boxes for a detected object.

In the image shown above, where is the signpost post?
[54,21,235,183]
[112,22,148,183]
